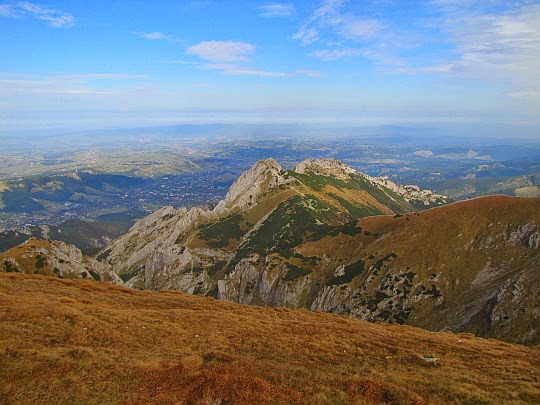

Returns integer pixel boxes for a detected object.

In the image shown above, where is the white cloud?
[297,70,324,77]
[187,41,256,62]
[186,40,289,77]
[139,32,185,44]
[292,27,319,46]
[0,1,75,27]
[0,4,17,17]
[258,2,295,17]
[60,74,147,80]
[141,32,171,40]
[292,0,386,65]
[224,68,289,77]
[338,18,381,41]
[310,49,362,61]
[198,63,289,77]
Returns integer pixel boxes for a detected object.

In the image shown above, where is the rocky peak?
[293,158,357,180]
[214,158,284,214]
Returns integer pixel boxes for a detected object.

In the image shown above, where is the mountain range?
[1,158,538,344]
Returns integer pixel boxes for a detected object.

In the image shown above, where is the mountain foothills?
[2,159,539,345]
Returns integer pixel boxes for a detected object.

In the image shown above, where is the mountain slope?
[100,159,440,292]
[94,158,538,344]
[298,195,540,344]
[1,273,539,404]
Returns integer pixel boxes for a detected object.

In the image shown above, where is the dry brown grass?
[0,273,539,404]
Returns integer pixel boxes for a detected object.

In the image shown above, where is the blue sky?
[1,0,539,133]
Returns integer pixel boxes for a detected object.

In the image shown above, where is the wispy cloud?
[187,40,255,62]
[199,63,289,77]
[61,74,147,80]
[410,2,540,95]
[186,40,289,77]
[258,2,295,18]
[294,0,540,98]
[140,31,186,44]
[0,73,146,95]
[0,1,74,27]
[292,0,381,46]
[141,32,171,40]
[292,0,385,65]
[507,90,540,98]
[297,70,324,77]
[310,48,362,61]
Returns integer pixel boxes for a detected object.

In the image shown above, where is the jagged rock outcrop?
[294,158,447,207]
[214,158,285,213]
[294,158,357,180]
[0,237,121,283]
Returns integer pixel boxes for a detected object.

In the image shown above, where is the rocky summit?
[2,158,539,344]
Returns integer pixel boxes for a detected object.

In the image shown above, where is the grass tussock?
[0,273,539,404]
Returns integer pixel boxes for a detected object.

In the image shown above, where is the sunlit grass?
[1,273,538,404]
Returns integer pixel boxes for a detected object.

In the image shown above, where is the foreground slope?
[1,273,539,404]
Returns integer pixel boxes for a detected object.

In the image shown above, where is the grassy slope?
[1,273,539,405]
[299,195,540,342]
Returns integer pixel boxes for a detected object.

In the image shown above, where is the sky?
[1,0,539,134]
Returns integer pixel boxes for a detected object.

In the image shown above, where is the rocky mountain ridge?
[100,158,433,290]
[2,158,538,344]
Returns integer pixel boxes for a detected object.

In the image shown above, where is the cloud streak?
[0,73,147,96]
[198,63,289,77]
[258,2,295,17]
[186,40,291,77]
[292,0,385,65]
[187,40,255,62]
[310,48,362,61]
[0,1,74,27]
[139,32,185,44]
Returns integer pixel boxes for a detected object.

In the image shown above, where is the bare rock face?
[0,238,121,284]
[101,204,220,290]
[293,158,357,180]
[214,158,284,214]
[365,176,448,206]
[102,158,286,291]
[217,255,313,308]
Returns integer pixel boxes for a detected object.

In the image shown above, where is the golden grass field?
[1,273,539,404]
